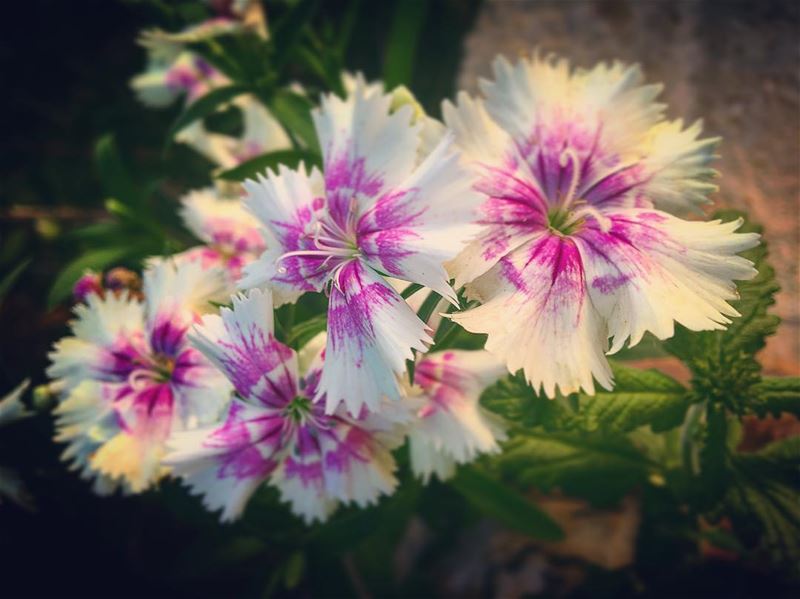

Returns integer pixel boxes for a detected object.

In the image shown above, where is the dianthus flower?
[444,53,759,397]
[165,289,407,523]
[48,260,231,492]
[241,82,481,415]
[407,350,507,482]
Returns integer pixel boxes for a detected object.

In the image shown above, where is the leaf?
[400,282,423,299]
[267,89,319,152]
[216,149,321,182]
[94,134,143,206]
[166,84,249,143]
[698,402,730,507]
[271,0,320,70]
[0,259,30,304]
[579,362,690,433]
[283,551,305,590]
[382,0,428,88]
[450,466,564,541]
[286,314,327,349]
[47,247,129,308]
[751,377,800,416]
[480,374,577,431]
[724,438,800,570]
[495,431,653,506]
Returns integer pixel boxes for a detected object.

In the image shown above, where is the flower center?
[546,148,612,235]
[284,396,312,422]
[151,354,176,382]
[275,200,362,287]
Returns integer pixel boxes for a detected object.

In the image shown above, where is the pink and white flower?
[240,82,481,416]
[407,350,507,482]
[175,96,292,170]
[164,289,406,523]
[444,52,760,397]
[175,188,265,285]
[47,260,231,492]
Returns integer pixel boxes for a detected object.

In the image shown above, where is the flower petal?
[240,163,328,305]
[452,233,612,397]
[357,135,482,303]
[575,209,759,353]
[319,260,431,415]
[312,82,420,227]
[190,288,298,406]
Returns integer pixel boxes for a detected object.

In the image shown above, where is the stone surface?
[457,0,800,375]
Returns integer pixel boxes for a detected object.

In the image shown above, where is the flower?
[175,96,292,170]
[407,350,507,483]
[164,289,407,523]
[443,52,760,397]
[175,187,265,285]
[47,260,232,492]
[240,81,481,415]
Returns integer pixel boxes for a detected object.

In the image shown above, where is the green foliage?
[383,0,428,88]
[166,84,250,143]
[751,377,800,416]
[216,149,321,181]
[450,466,564,540]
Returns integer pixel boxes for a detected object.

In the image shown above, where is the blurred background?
[0,1,798,597]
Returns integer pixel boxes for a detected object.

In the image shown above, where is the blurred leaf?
[268,89,319,152]
[481,373,577,431]
[724,437,800,570]
[751,377,800,416]
[495,431,653,506]
[283,551,305,590]
[271,0,320,70]
[286,314,327,349]
[382,0,428,88]
[0,259,31,304]
[400,282,423,299]
[166,84,250,143]
[451,466,564,541]
[47,247,129,308]
[216,149,321,181]
[94,134,143,206]
[579,362,690,433]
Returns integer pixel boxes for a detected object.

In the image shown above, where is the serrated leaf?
[480,374,577,431]
[450,466,564,541]
[271,0,320,70]
[724,437,800,570]
[579,362,690,433]
[166,84,249,143]
[495,431,653,506]
[751,377,800,416]
[47,247,129,308]
[216,149,321,181]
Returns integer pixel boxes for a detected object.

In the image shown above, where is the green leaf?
[166,84,249,143]
[47,247,129,308]
[450,466,564,541]
[579,362,690,433]
[0,259,31,304]
[267,89,319,152]
[724,437,800,570]
[271,0,320,70]
[751,377,800,416]
[283,551,305,590]
[94,134,143,206]
[480,374,577,431]
[495,431,653,506]
[216,149,321,182]
[382,0,428,88]
[286,315,327,349]
[400,282,423,299]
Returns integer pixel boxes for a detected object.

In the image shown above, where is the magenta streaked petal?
[319,260,431,415]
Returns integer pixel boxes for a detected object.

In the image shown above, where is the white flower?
[443,52,759,397]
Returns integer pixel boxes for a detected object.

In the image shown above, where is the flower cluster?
[46,37,759,524]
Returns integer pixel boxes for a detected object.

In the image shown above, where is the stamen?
[558,147,582,211]
[561,204,613,233]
